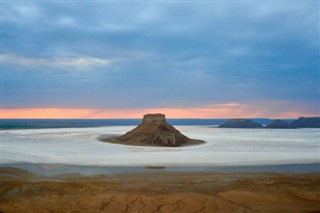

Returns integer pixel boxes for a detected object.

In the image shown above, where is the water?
[1,125,319,167]
[0,118,281,129]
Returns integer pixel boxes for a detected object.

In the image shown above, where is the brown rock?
[102,113,204,147]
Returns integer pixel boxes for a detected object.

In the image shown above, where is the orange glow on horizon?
[1,105,318,119]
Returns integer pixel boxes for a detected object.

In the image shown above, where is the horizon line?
[1,107,319,119]
[1,117,307,120]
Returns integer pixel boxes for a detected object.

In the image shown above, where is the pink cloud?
[2,101,318,119]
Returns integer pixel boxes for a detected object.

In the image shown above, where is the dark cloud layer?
[2,2,319,114]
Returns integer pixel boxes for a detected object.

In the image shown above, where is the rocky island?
[265,119,291,129]
[290,117,320,128]
[218,117,320,129]
[218,119,263,128]
[101,113,204,147]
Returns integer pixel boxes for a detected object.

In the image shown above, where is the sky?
[1,1,320,118]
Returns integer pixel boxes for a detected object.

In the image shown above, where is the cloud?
[2,2,319,116]
[56,16,75,26]
[2,54,116,70]
[2,101,319,119]
[3,3,44,23]
[203,103,242,109]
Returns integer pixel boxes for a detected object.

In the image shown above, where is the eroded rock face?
[142,113,166,124]
[104,114,204,147]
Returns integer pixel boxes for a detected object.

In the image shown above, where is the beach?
[1,164,320,213]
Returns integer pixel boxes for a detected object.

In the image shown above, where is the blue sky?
[2,1,320,118]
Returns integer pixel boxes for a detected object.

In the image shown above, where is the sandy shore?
[1,165,320,213]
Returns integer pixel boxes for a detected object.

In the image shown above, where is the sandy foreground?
[1,167,320,213]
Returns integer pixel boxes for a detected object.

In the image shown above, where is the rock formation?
[103,113,204,147]
[265,119,291,128]
[290,117,320,128]
[218,119,263,128]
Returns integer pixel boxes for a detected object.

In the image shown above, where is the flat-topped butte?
[101,113,204,147]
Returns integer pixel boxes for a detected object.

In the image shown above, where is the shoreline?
[2,162,319,177]
[1,165,320,213]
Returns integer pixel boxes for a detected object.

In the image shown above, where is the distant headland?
[218,117,320,128]
[101,113,205,147]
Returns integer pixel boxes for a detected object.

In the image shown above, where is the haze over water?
[2,126,319,166]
